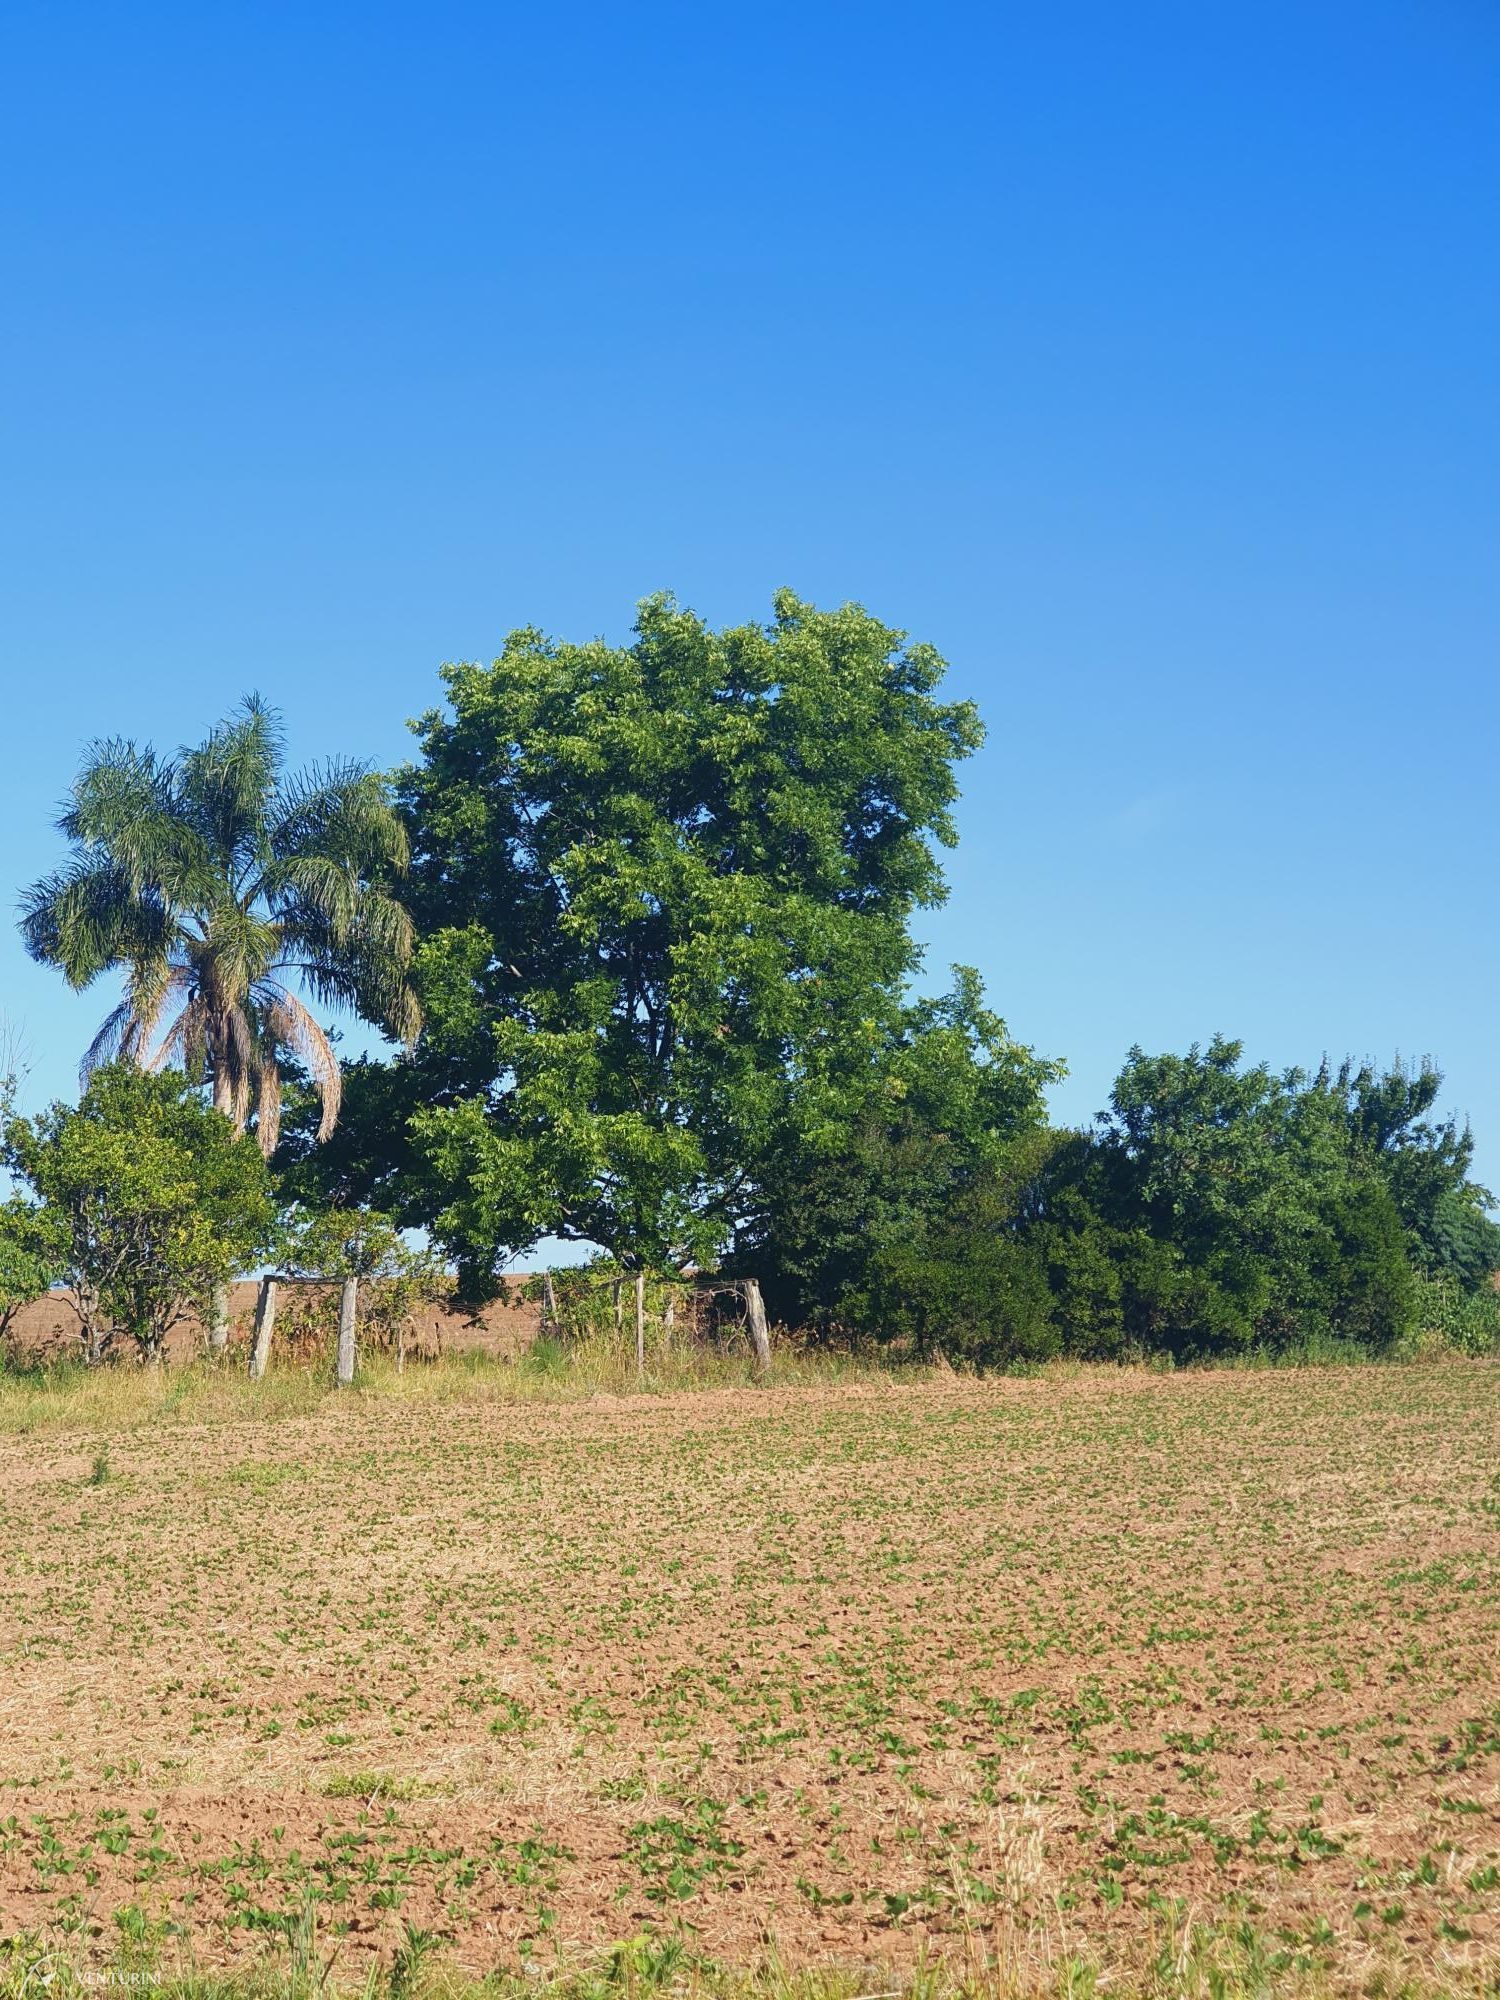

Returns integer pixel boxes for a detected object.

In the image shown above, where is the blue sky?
[3,1,1496,1198]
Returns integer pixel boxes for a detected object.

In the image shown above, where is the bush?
[1411,1274,1500,1356]
[3,1065,277,1364]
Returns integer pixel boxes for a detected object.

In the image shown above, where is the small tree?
[3,1065,278,1364]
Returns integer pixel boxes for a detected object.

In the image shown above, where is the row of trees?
[6,591,1497,1368]
[760,1028,1500,1362]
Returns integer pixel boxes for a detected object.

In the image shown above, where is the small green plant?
[388,1921,441,1999]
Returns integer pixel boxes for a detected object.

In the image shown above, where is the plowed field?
[0,1365,1495,1993]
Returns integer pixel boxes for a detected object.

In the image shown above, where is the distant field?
[0,1365,1495,1997]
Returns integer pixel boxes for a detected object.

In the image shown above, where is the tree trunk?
[208,1281,231,1357]
[742,1279,771,1376]
[74,1279,106,1367]
[634,1270,646,1381]
[249,1277,277,1379]
[336,1277,358,1386]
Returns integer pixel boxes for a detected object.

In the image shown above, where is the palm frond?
[59,738,170,852]
[57,738,216,905]
[148,1011,186,1074]
[223,1002,257,1084]
[254,1060,283,1158]
[81,1001,141,1083]
[179,695,284,866]
[179,996,210,1082]
[266,853,364,945]
[197,896,280,1010]
[277,888,420,1045]
[267,762,409,875]
[258,985,342,1141]
[19,859,173,988]
[127,961,190,1063]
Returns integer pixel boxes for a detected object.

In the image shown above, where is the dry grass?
[0,1338,904,1437]
[0,1363,1494,1998]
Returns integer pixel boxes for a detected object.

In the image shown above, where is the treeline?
[6,591,1498,1367]
[752,1024,1500,1362]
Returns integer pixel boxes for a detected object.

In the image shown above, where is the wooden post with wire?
[634,1270,646,1380]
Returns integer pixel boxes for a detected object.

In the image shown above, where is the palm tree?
[20,695,421,1157]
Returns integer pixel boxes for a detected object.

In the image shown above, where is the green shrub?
[1412,1274,1500,1356]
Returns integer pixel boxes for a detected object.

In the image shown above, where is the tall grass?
[0,1334,912,1436]
[0,1320,1490,1438]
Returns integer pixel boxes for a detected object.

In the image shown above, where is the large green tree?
[327,591,989,1283]
[21,697,420,1154]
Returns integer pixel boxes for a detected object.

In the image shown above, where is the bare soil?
[0,1366,1494,1990]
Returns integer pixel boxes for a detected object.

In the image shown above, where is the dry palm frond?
[81,1002,141,1084]
[254,1058,283,1158]
[263,987,342,1140]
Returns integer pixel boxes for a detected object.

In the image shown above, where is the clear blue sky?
[3,2,1496,1191]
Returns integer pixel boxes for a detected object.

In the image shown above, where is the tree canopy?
[335,591,989,1285]
[14,593,1500,1366]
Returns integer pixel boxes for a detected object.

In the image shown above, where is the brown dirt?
[0,1366,1494,1989]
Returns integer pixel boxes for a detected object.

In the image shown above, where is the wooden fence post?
[542,1270,558,1334]
[249,1277,277,1380]
[336,1277,358,1386]
[634,1270,646,1380]
[742,1279,771,1375]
